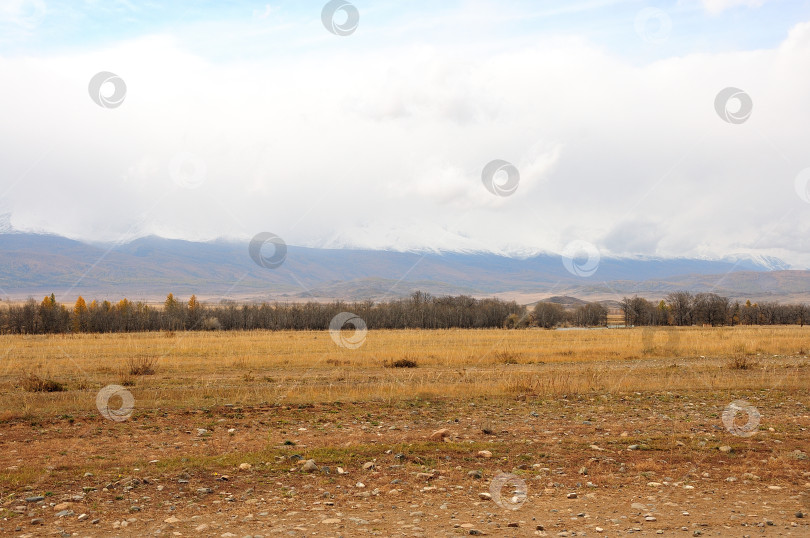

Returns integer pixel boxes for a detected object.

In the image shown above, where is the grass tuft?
[19,372,65,392]
[128,356,157,376]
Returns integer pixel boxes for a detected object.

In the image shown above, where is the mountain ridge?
[1,230,808,304]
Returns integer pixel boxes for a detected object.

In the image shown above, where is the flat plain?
[1,326,809,537]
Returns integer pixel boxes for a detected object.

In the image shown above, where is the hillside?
[0,231,808,304]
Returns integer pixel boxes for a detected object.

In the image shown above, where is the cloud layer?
[1,2,809,267]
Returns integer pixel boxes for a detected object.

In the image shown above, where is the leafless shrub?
[385,357,418,368]
[727,356,758,370]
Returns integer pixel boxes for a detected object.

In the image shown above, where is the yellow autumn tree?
[188,294,202,328]
[41,294,56,310]
[73,296,88,332]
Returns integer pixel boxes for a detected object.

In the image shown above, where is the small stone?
[477,450,492,459]
[362,461,376,470]
[77,513,88,521]
[429,428,451,441]
[25,496,44,503]
[321,518,341,524]
[628,444,640,450]
[55,509,74,518]
[645,516,657,521]
[301,459,318,472]
[478,492,492,500]
[197,487,213,494]
[30,518,44,525]
[196,523,210,532]
[595,527,603,533]
[164,516,181,524]
[719,445,732,453]
[196,428,208,436]
[238,463,252,471]
[468,470,483,479]
[567,493,577,499]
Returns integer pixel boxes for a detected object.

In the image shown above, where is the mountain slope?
[1,232,808,303]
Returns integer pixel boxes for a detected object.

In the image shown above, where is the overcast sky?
[1,0,810,267]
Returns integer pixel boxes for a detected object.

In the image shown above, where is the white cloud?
[1,15,810,267]
[702,0,769,15]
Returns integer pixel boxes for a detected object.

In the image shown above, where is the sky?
[1,0,810,267]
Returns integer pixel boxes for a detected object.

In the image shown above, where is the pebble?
[477,450,492,458]
[429,428,451,441]
[567,493,577,499]
[301,460,318,472]
[25,496,44,503]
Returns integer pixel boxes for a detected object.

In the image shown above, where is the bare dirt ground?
[2,390,808,537]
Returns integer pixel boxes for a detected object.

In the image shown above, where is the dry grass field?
[1,326,809,536]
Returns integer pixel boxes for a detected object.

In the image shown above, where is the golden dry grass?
[0,325,808,418]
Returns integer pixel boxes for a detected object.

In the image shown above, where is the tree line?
[619,292,809,327]
[1,290,807,335]
[0,292,525,334]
